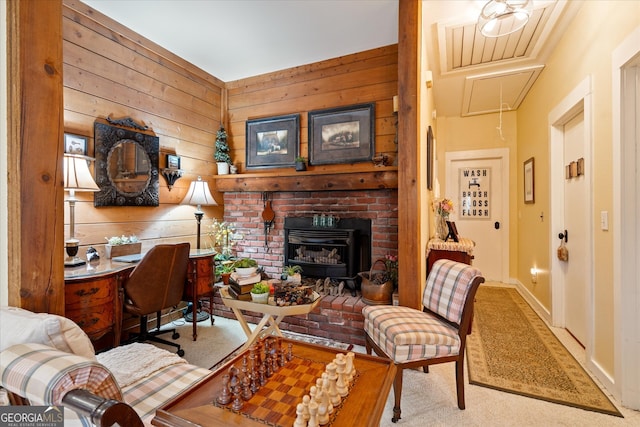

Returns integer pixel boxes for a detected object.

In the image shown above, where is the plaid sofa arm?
[0,343,122,406]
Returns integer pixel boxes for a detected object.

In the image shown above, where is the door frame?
[549,76,594,359]
[444,148,510,283]
[613,26,640,408]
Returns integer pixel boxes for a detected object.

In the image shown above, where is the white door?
[445,149,509,282]
[562,111,588,346]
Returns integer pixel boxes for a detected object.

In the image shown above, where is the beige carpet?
[467,286,622,417]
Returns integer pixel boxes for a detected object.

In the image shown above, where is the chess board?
[215,356,352,427]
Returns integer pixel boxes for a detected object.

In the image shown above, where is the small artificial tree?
[214,126,232,165]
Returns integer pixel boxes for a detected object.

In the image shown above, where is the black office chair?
[122,243,190,356]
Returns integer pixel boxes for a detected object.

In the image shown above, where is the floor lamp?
[64,154,100,267]
[181,176,217,322]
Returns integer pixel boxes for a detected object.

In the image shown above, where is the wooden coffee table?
[152,338,395,427]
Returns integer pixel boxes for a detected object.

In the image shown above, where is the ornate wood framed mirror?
[94,117,159,207]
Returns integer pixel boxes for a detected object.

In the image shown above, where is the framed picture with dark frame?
[308,103,375,165]
[446,220,460,242]
[166,154,181,169]
[524,157,535,204]
[64,133,88,155]
[426,125,434,190]
[246,114,300,169]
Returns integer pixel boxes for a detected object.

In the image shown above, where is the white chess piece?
[317,401,330,425]
[307,400,319,427]
[302,395,311,421]
[293,403,306,427]
[325,363,341,406]
[321,376,335,414]
[335,356,348,397]
[346,352,355,384]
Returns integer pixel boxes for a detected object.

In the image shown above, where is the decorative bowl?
[235,266,257,277]
[250,292,269,304]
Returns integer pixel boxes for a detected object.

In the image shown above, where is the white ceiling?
[81,0,579,118]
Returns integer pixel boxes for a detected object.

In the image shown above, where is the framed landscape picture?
[246,114,300,169]
[308,103,375,165]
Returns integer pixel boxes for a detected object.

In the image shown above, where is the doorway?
[445,148,509,282]
[613,27,640,409]
[549,77,593,354]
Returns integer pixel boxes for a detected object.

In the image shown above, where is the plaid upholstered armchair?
[0,306,211,426]
[363,259,484,423]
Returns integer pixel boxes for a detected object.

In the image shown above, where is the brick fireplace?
[210,188,398,346]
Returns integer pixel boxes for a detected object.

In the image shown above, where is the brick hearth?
[209,188,398,346]
[211,292,368,347]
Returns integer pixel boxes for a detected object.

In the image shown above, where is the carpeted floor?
[467,286,622,417]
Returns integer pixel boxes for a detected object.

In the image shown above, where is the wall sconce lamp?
[64,153,100,267]
[530,267,538,284]
[478,0,532,38]
[181,176,217,250]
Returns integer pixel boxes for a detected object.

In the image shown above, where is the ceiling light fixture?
[478,0,533,38]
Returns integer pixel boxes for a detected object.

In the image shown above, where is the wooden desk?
[64,249,216,351]
[152,338,395,427]
[219,286,321,352]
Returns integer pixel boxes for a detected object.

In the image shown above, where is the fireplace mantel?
[213,167,398,192]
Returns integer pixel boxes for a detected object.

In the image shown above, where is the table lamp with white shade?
[181,176,217,250]
[64,153,100,267]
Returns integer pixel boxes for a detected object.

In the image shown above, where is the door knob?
[558,230,568,243]
[494,222,500,230]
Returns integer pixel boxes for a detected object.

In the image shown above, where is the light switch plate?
[600,211,609,231]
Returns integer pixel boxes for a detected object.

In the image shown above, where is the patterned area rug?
[467,286,622,417]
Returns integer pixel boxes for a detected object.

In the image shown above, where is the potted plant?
[215,261,235,285]
[281,264,303,283]
[104,235,141,259]
[233,257,258,276]
[294,156,307,172]
[250,281,270,304]
[214,126,232,175]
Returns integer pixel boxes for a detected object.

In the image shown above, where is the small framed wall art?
[64,133,88,155]
[246,114,300,169]
[524,157,535,204]
[308,103,375,165]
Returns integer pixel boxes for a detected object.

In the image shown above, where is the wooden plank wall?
[225,45,399,174]
[62,0,224,255]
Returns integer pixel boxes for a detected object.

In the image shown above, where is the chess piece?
[325,363,341,406]
[216,374,231,405]
[321,377,334,414]
[259,362,267,386]
[307,400,319,427]
[302,395,311,421]
[287,343,293,361]
[335,355,348,397]
[317,401,330,425]
[242,373,252,400]
[346,352,355,384]
[231,382,243,411]
[293,403,306,427]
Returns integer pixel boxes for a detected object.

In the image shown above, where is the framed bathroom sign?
[459,167,491,219]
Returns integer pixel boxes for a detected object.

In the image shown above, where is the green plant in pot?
[214,126,232,175]
[281,264,303,283]
[233,258,258,277]
[294,156,307,172]
[250,281,270,304]
[215,261,235,285]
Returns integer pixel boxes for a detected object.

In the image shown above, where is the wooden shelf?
[212,168,398,192]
